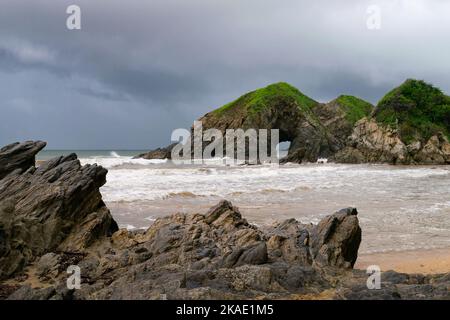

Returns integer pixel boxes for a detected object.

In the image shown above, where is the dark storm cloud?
[75,87,128,102]
[0,0,449,148]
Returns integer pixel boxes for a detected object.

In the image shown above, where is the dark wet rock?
[335,269,450,300]
[265,218,312,266]
[7,285,57,300]
[222,242,268,268]
[310,208,362,269]
[0,141,46,180]
[381,270,410,284]
[0,142,118,280]
[36,253,62,280]
[134,143,177,160]
[204,200,235,224]
[36,252,86,282]
[0,283,20,300]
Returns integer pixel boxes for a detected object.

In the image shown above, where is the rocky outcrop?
[334,118,450,164]
[136,83,373,163]
[2,198,448,300]
[334,118,409,164]
[134,143,177,160]
[310,208,361,269]
[77,202,361,299]
[413,133,450,164]
[0,142,118,280]
[136,79,450,165]
[1,195,364,299]
[335,79,450,164]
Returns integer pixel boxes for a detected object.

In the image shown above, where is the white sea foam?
[92,162,450,203]
[80,156,168,169]
[120,224,137,230]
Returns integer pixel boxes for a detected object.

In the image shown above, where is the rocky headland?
[138,79,450,164]
[0,141,449,300]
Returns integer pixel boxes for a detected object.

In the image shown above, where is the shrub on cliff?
[374,79,450,144]
[334,95,373,125]
[213,82,318,117]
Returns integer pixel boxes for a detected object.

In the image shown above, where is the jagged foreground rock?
[0,141,118,280]
[0,142,449,300]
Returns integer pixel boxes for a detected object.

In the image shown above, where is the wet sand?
[355,247,450,274]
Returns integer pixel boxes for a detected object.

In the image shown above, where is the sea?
[37,150,450,254]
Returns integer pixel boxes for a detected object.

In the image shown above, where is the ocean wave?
[80,156,168,169]
[163,191,204,199]
[83,158,450,206]
[119,224,137,230]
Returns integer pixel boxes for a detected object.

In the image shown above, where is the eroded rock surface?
[334,118,450,164]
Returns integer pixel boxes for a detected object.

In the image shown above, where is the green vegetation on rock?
[335,95,373,125]
[209,79,450,147]
[213,82,318,116]
[374,79,450,144]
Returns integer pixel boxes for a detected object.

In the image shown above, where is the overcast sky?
[1,0,449,149]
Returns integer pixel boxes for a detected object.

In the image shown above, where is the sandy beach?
[355,247,450,274]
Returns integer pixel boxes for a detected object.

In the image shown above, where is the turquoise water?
[37,150,147,161]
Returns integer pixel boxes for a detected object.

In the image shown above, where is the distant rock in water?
[134,143,176,160]
[136,79,450,164]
